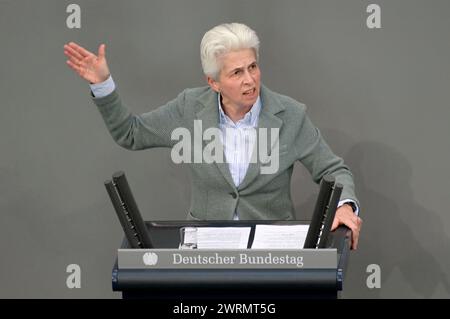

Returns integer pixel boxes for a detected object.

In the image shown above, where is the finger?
[352,216,363,229]
[68,42,94,58]
[64,45,83,61]
[65,53,81,67]
[66,59,80,72]
[66,60,85,77]
[338,215,360,235]
[351,229,359,250]
[331,217,339,231]
[64,49,81,64]
[346,219,359,233]
[348,219,360,250]
[343,211,360,227]
[98,44,106,59]
[334,216,359,234]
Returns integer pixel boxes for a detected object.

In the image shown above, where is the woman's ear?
[207,76,220,93]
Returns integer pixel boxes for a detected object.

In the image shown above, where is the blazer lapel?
[196,89,237,191]
[238,85,284,190]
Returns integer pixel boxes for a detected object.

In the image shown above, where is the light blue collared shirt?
[217,93,261,188]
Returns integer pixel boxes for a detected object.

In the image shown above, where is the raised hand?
[64,42,111,84]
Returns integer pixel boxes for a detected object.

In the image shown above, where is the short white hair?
[200,23,260,80]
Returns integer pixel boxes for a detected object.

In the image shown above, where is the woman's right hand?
[64,42,111,84]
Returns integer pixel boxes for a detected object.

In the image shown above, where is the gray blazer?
[92,84,359,220]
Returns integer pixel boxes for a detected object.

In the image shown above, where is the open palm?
[64,42,110,84]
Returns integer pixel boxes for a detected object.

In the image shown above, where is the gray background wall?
[1,0,449,298]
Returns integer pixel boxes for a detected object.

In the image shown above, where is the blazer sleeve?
[91,89,186,150]
[295,111,359,206]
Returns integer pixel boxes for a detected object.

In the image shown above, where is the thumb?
[98,44,106,59]
[330,217,339,231]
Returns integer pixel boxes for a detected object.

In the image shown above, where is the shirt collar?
[217,93,261,127]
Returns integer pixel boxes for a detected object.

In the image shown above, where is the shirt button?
[229,192,237,199]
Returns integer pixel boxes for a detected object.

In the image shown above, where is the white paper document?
[197,227,251,249]
[251,225,309,249]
